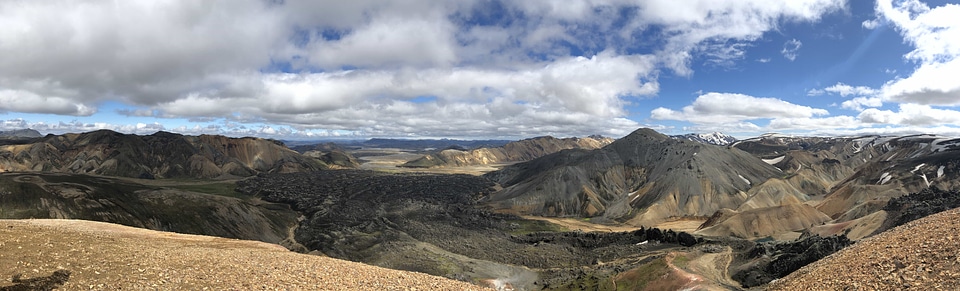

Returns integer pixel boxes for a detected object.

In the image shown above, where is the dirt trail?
[685,246,740,289]
[0,219,491,290]
[521,216,640,232]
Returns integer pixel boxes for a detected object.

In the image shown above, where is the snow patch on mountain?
[672,132,737,146]
[763,156,785,165]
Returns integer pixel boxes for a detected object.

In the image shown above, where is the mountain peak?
[617,127,669,142]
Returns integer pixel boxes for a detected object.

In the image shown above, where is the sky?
[0,0,959,140]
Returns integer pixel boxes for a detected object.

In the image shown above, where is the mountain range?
[484,128,960,241]
[671,132,737,146]
[2,127,959,290]
[0,130,322,179]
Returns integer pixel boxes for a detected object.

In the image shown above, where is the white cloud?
[149,52,658,138]
[781,39,803,61]
[757,58,772,63]
[638,0,845,74]
[881,59,960,105]
[840,97,883,111]
[824,82,879,97]
[651,92,829,124]
[304,15,459,69]
[0,89,96,116]
[808,83,883,111]
[807,88,826,96]
[767,116,861,130]
[871,0,960,105]
[0,0,848,138]
[859,104,960,126]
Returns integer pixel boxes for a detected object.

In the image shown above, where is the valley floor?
[352,147,514,175]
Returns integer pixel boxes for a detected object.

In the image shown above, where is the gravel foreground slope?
[0,219,491,290]
[770,207,960,290]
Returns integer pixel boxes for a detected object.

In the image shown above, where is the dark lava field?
[234,170,855,290]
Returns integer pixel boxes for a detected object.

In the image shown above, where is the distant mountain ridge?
[671,132,737,146]
[400,135,614,168]
[0,129,42,139]
[0,130,323,179]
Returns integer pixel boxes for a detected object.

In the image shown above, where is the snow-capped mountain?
[672,132,737,146]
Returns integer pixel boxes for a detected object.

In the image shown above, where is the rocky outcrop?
[400,135,613,168]
[0,130,323,179]
[731,234,853,288]
[769,207,960,290]
[484,128,783,225]
[881,187,960,231]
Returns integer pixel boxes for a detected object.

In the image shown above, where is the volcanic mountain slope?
[815,135,960,218]
[769,207,960,290]
[0,130,323,179]
[730,133,960,239]
[483,128,784,225]
[0,172,300,247]
[401,135,614,168]
[0,219,489,290]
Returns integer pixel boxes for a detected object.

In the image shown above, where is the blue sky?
[1,0,958,140]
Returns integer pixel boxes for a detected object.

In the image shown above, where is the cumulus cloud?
[781,39,803,61]
[859,104,960,126]
[651,92,829,124]
[808,83,884,111]
[0,89,96,116]
[146,52,659,137]
[0,0,847,138]
[824,83,879,97]
[767,116,861,130]
[840,97,883,111]
[871,0,960,105]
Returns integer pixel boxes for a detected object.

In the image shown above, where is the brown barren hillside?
[401,135,613,168]
[769,207,960,290]
[0,219,491,290]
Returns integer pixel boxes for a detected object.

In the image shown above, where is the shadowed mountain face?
[0,130,324,179]
[400,135,613,168]
[0,173,299,246]
[484,128,783,225]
